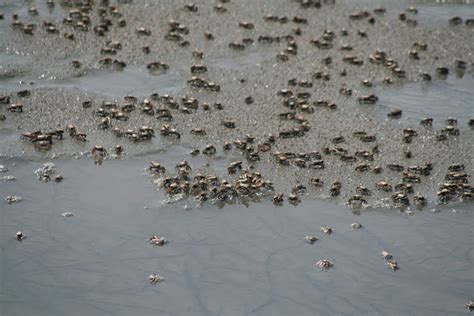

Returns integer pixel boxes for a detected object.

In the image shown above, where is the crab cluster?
[437,164,472,203]
[380,251,399,271]
[152,161,274,205]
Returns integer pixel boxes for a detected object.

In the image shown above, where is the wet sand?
[1,0,474,315]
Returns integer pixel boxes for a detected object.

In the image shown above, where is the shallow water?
[375,74,474,126]
[0,66,186,97]
[0,0,66,35]
[212,50,275,71]
[0,156,473,316]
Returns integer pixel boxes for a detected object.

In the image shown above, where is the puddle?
[374,74,474,126]
[0,0,66,20]
[212,50,274,70]
[0,0,66,35]
[0,52,32,67]
[339,0,474,23]
[0,66,186,97]
[0,156,472,315]
[416,2,474,23]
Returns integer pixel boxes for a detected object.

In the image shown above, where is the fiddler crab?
[288,194,301,205]
[149,273,164,284]
[228,161,243,174]
[304,234,318,244]
[16,231,26,241]
[387,108,402,118]
[376,181,392,192]
[380,251,399,271]
[160,124,181,138]
[357,94,378,104]
[147,61,169,73]
[91,145,107,157]
[351,222,362,229]
[348,195,368,206]
[466,299,474,312]
[149,161,166,174]
[149,235,168,246]
[320,226,333,234]
[272,192,284,204]
[315,259,333,270]
[330,182,342,196]
[5,195,22,204]
[202,144,217,155]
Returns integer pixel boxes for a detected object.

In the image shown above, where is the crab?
[330,182,342,196]
[0,95,10,104]
[441,125,459,136]
[320,226,333,234]
[273,192,284,204]
[149,235,168,246]
[315,259,333,270]
[190,128,206,136]
[413,193,427,209]
[304,234,318,244]
[309,177,324,187]
[223,142,232,151]
[356,186,371,196]
[466,299,474,311]
[387,259,399,271]
[8,103,23,112]
[448,164,465,172]
[228,161,243,174]
[149,161,166,174]
[332,136,345,144]
[16,231,26,241]
[288,194,300,204]
[202,144,216,155]
[351,222,363,229]
[387,108,402,118]
[376,181,392,192]
[149,273,164,284]
[98,117,110,130]
[357,94,378,104]
[436,133,447,141]
[387,164,404,172]
[292,185,307,195]
[70,131,86,142]
[403,173,420,183]
[449,16,463,25]
[380,250,392,260]
[91,145,107,157]
[147,62,169,73]
[276,52,289,62]
[348,195,368,206]
[392,192,410,206]
[239,21,254,29]
[355,163,370,172]
[160,124,181,138]
[184,3,198,12]
[35,141,53,151]
[5,195,22,204]
[136,27,151,36]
